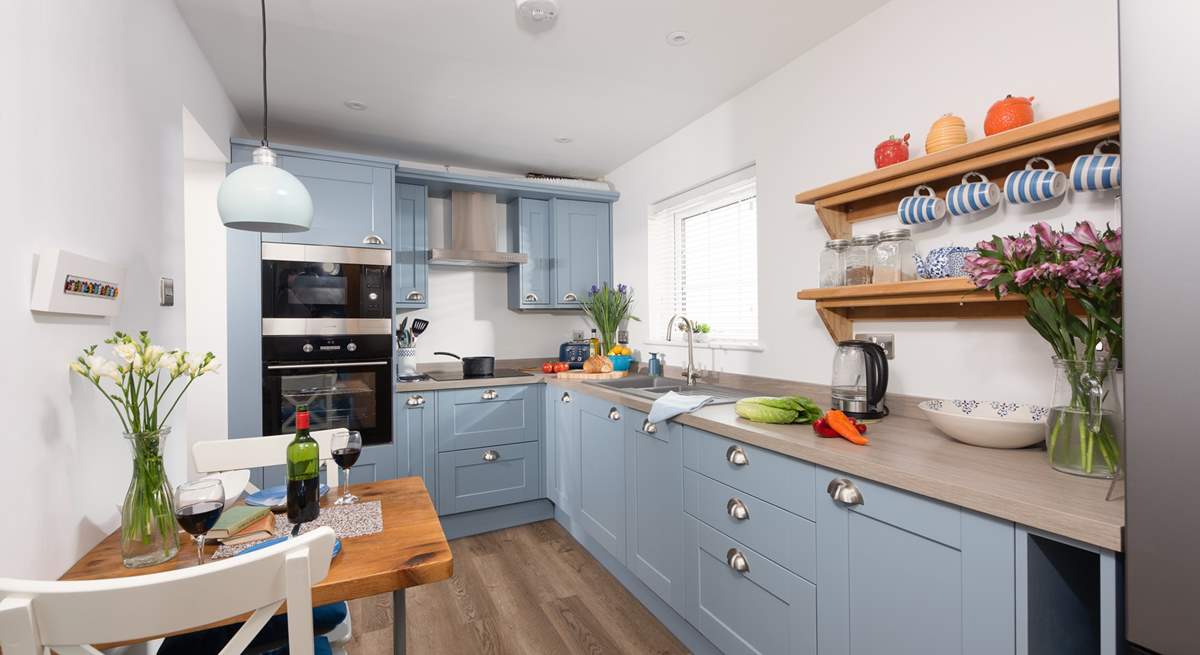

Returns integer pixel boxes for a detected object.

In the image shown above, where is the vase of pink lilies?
[965,221,1123,478]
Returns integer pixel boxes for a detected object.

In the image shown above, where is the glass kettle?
[831,340,889,420]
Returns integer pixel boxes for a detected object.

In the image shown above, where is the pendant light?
[217,0,313,233]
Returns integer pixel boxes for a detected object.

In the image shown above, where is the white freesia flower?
[69,361,88,376]
[143,345,165,370]
[199,358,221,375]
[85,355,121,383]
[112,342,138,364]
[184,353,204,376]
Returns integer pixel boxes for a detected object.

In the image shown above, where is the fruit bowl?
[609,355,632,371]
[919,399,1048,449]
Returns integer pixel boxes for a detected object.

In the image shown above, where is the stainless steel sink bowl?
[588,375,752,405]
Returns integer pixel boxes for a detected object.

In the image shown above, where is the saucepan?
[433,351,495,377]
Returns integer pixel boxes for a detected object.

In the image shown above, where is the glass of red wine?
[332,430,363,505]
[174,478,225,564]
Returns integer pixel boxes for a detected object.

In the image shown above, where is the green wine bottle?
[286,404,320,524]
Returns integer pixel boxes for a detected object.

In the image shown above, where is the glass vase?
[599,327,617,356]
[121,428,179,567]
[1046,358,1123,479]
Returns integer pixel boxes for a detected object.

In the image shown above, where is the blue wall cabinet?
[552,386,580,518]
[624,409,685,614]
[576,394,627,564]
[394,183,428,308]
[397,391,436,494]
[684,517,817,655]
[437,441,541,515]
[436,385,538,452]
[246,147,394,249]
[815,467,1015,655]
[552,199,612,307]
[507,198,552,309]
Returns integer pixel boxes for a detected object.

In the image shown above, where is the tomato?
[554,362,570,373]
[541,362,555,374]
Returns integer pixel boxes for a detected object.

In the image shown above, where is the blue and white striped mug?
[946,172,1001,217]
[1004,157,1067,205]
[898,185,947,225]
[1070,139,1121,192]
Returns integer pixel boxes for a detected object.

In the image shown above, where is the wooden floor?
[345,519,689,654]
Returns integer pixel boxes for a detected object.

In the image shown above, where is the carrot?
[825,410,870,445]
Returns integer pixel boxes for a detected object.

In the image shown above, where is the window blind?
[647,177,758,344]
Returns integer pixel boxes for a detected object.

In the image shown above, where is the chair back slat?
[0,527,335,652]
[194,428,346,488]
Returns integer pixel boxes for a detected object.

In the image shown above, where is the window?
[647,169,758,345]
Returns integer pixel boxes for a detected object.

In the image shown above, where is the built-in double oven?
[261,244,392,447]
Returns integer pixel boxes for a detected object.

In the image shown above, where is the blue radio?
[558,341,591,369]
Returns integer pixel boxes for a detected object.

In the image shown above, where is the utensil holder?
[397,347,418,379]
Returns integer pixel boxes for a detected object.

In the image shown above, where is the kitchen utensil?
[397,317,409,344]
[897,185,947,225]
[410,318,429,341]
[1005,156,1066,204]
[925,113,967,154]
[831,340,888,420]
[984,94,1035,135]
[434,351,495,377]
[1070,140,1121,192]
[914,246,976,279]
[559,341,591,370]
[919,399,1048,449]
[947,172,1001,216]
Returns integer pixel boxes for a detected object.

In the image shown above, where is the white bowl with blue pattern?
[919,399,1048,449]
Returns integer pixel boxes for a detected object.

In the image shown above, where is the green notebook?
[208,505,272,539]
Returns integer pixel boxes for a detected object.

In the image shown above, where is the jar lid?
[851,234,879,245]
[878,228,912,240]
[825,239,850,249]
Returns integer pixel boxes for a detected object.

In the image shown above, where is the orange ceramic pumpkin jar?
[984,95,1035,136]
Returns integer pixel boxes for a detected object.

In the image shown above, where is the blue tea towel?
[648,391,714,424]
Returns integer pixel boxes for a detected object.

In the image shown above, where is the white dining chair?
[0,527,336,655]
[194,428,347,492]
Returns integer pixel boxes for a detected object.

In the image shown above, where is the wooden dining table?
[60,477,453,654]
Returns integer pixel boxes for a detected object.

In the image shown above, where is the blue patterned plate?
[244,484,329,509]
[238,535,342,558]
[920,399,1048,449]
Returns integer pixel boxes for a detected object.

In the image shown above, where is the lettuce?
[735,396,823,424]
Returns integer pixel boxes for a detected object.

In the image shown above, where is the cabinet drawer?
[816,467,962,549]
[437,385,537,452]
[436,441,540,515]
[686,517,816,655]
[684,428,815,520]
[685,469,815,582]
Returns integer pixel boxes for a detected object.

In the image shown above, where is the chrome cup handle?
[726,548,749,574]
[608,407,621,421]
[827,478,865,506]
[405,394,425,407]
[482,449,500,462]
[563,292,578,302]
[406,290,424,301]
[726,497,750,521]
[524,292,539,302]
[482,389,498,400]
[561,392,572,404]
[726,445,749,466]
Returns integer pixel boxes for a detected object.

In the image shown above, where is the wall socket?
[856,333,894,359]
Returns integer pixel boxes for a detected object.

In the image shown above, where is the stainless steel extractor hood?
[429,190,529,267]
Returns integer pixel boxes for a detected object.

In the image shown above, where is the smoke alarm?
[516,0,558,23]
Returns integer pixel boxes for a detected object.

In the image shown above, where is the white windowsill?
[643,339,764,353]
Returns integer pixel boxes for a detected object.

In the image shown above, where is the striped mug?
[1005,157,1067,205]
[946,172,1001,217]
[898,185,947,225]
[1070,139,1121,192]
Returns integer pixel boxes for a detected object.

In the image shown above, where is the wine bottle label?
[296,411,309,430]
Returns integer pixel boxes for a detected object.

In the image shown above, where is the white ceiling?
[177,0,886,178]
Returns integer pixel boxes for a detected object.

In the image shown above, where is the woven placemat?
[213,500,383,559]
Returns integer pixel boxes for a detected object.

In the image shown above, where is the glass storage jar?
[818,239,850,287]
[844,234,879,285]
[872,228,917,283]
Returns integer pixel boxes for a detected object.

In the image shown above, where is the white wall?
[607,0,1119,404]
[0,0,243,579]
[403,197,590,361]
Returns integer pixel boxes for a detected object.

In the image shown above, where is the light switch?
[160,277,174,307]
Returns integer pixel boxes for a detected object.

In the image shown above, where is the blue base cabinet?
[576,394,626,564]
[397,391,436,494]
[625,409,686,614]
[551,385,580,518]
[437,441,541,515]
[815,466,1015,655]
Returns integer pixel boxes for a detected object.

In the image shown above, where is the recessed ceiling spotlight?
[554,137,573,144]
[666,30,691,46]
[343,100,368,111]
[516,0,559,23]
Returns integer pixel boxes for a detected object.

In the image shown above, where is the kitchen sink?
[588,375,752,405]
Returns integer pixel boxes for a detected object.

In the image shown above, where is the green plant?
[581,283,639,354]
[676,322,710,334]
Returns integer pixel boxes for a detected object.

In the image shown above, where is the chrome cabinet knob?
[726,548,750,574]
[481,389,498,400]
[827,478,865,506]
[406,290,424,301]
[362,233,385,245]
[482,449,500,462]
[642,419,657,434]
[561,391,572,403]
[563,292,578,302]
[524,292,539,302]
[405,394,425,407]
[726,497,750,521]
[609,407,621,421]
[726,445,749,467]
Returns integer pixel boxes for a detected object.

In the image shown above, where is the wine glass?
[175,478,225,564]
[332,430,363,505]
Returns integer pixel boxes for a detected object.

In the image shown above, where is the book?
[219,512,277,546]
[209,506,273,542]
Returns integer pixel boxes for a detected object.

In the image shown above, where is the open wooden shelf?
[796,279,1032,342]
[795,99,1120,239]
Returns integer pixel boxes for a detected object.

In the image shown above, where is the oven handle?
[266,361,389,370]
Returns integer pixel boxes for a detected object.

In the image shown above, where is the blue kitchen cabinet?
[576,393,626,564]
[228,143,394,249]
[543,384,558,503]
[394,183,428,308]
[436,385,538,452]
[624,409,685,614]
[436,441,541,515]
[815,466,1015,655]
[552,385,580,517]
[397,390,436,495]
[507,198,552,309]
[552,199,611,308]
